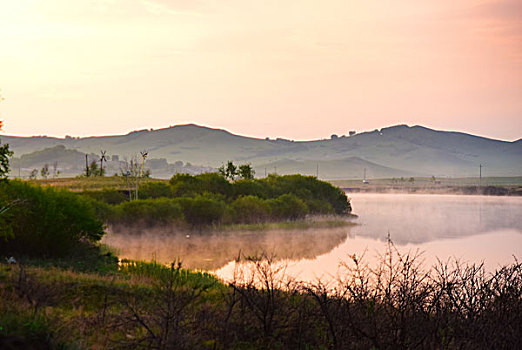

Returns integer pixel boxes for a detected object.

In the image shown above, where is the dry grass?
[31,176,168,192]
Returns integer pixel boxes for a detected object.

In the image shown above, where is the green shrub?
[86,196,114,222]
[305,198,335,215]
[0,180,104,258]
[169,173,204,197]
[82,188,127,204]
[176,196,226,226]
[139,181,172,199]
[197,172,232,197]
[170,173,232,198]
[261,174,351,215]
[231,195,272,223]
[267,194,309,220]
[112,198,183,226]
[231,179,270,199]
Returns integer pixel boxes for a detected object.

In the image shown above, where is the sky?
[0,0,521,141]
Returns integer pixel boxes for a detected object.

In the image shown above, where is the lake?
[103,193,522,284]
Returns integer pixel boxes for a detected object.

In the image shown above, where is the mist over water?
[347,193,522,244]
[103,226,348,270]
[103,193,522,283]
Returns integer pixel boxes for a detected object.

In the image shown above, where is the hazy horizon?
[1,122,521,143]
[0,1,521,141]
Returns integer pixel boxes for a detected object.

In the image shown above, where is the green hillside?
[3,124,521,179]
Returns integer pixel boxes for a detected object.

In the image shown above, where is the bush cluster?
[100,173,350,227]
[0,180,104,258]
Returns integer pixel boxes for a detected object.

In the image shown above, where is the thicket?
[0,180,105,258]
[95,173,351,227]
[0,248,520,349]
[0,141,13,180]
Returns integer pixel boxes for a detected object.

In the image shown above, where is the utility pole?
[85,154,89,177]
[479,164,482,187]
[264,167,267,177]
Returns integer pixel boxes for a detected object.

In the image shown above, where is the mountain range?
[2,124,521,179]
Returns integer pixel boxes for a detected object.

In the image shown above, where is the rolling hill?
[2,124,521,179]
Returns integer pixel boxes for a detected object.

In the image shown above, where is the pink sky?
[0,0,521,140]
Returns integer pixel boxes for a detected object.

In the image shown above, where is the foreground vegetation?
[0,246,520,349]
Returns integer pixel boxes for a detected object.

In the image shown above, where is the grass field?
[32,175,168,191]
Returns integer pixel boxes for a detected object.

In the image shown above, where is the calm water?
[103,193,522,283]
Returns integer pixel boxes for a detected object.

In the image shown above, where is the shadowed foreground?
[0,243,520,350]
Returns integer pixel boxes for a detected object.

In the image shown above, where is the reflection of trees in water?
[104,226,350,270]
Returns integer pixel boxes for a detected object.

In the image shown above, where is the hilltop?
[3,124,521,179]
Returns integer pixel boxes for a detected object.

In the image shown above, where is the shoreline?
[342,185,522,196]
[107,215,357,235]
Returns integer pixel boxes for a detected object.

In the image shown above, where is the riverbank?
[331,176,522,196]
[341,184,522,196]
[107,214,356,235]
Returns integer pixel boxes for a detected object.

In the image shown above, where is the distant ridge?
[3,124,521,179]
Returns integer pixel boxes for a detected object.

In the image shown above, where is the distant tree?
[219,161,238,181]
[40,163,50,179]
[0,142,12,180]
[52,161,59,178]
[238,164,255,180]
[409,177,415,184]
[29,169,38,180]
[0,120,13,180]
[84,160,103,177]
[120,156,141,200]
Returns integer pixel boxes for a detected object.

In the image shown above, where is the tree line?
[84,172,351,227]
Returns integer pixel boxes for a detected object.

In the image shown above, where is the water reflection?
[215,230,522,284]
[103,226,350,270]
[104,194,522,284]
